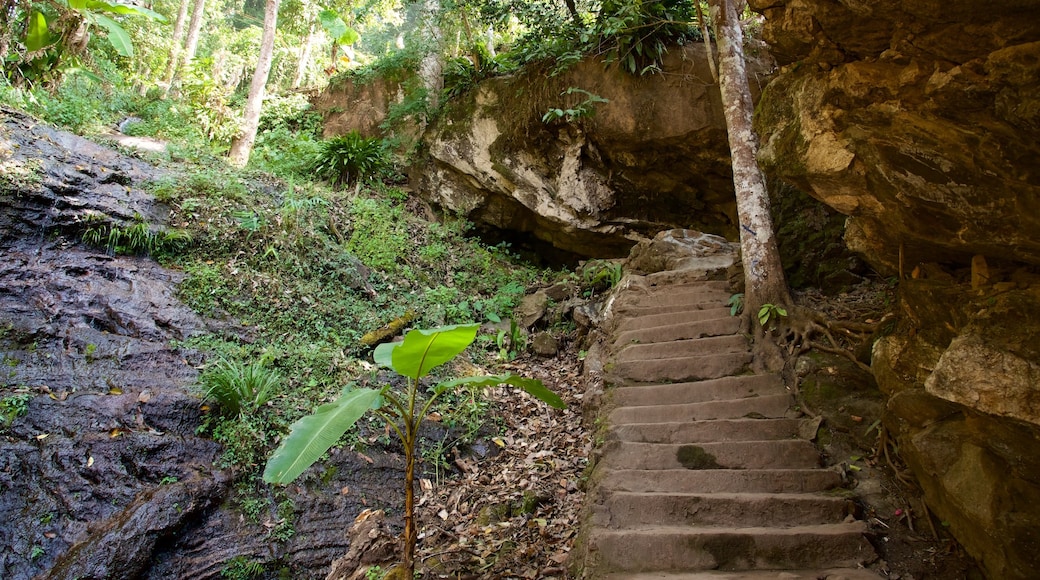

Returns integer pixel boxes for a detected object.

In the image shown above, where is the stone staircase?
[574,252,879,579]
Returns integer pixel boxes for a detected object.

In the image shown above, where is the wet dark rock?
[0,108,404,580]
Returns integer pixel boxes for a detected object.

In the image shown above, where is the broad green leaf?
[67,0,87,10]
[263,388,380,484]
[337,27,359,46]
[86,0,166,20]
[26,12,49,52]
[375,324,479,380]
[91,14,133,57]
[435,373,565,409]
[319,10,347,41]
[64,66,105,83]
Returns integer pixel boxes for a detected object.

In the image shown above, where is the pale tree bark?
[292,21,316,89]
[173,0,207,89]
[709,0,790,315]
[228,0,281,167]
[695,1,718,83]
[161,0,190,93]
[417,0,443,111]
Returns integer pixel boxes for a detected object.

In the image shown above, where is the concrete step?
[611,375,785,407]
[615,317,742,347]
[614,352,751,383]
[617,334,748,362]
[599,469,843,494]
[610,418,810,444]
[610,393,794,424]
[586,522,874,574]
[593,491,851,528]
[602,441,821,471]
[603,568,882,579]
[615,306,733,333]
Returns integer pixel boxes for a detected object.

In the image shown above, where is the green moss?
[676,445,722,470]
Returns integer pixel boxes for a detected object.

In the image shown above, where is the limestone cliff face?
[417,46,752,257]
[751,1,1040,578]
[315,46,776,257]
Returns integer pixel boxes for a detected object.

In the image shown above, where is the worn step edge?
[602,567,882,579]
[617,288,733,309]
[609,418,814,444]
[613,352,752,383]
[602,440,821,471]
[610,393,794,425]
[614,302,734,318]
[616,334,748,362]
[611,375,785,407]
[614,317,742,348]
[615,307,734,333]
[593,491,851,528]
[598,469,844,494]
[585,522,874,573]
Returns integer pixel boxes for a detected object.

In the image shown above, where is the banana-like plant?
[13,0,165,86]
[263,323,564,576]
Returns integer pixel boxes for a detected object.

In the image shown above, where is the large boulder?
[315,45,774,258]
[749,2,1040,578]
[752,0,1040,273]
[415,46,752,257]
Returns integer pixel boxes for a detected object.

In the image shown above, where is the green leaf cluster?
[264,323,563,484]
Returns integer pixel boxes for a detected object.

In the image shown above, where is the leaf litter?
[413,345,590,579]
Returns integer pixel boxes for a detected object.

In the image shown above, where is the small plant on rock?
[757,303,788,328]
[263,323,564,577]
[200,358,282,417]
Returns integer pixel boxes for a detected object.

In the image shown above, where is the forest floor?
[406,282,984,580]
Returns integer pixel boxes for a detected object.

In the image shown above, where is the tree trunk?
[292,21,316,89]
[695,1,718,83]
[562,0,582,27]
[161,0,190,93]
[228,0,280,167]
[167,0,206,96]
[417,0,443,112]
[709,0,790,314]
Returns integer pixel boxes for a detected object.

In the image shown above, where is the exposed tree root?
[772,305,894,372]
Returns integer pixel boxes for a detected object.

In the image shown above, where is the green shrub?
[312,131,390,186]
[200,358,282,417]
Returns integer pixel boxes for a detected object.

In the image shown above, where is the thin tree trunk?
[561,0,581,27]
[292,22,316,89]
[161,0,190,93]
[417,0,443,111]
[228,0,280,167]
[695,1,718,83]
[710,0,789,314]
[171,0,206,92]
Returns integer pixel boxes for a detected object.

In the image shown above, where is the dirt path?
[572,240,879,579]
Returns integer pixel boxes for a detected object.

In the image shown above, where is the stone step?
[614,352,751,383]
[614,302,733,318]
[611,375,785,407]
[610,418,810,444]
[602,441,821,471]
[585,522,874,573]
[616,334,748,362]
[618,288,732,309]
[610,393,794,424]
[599,469,843,495]
[603,568,882,579]
[615,306,733,333]
[615,317,742,347]
[593,491,850,528]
